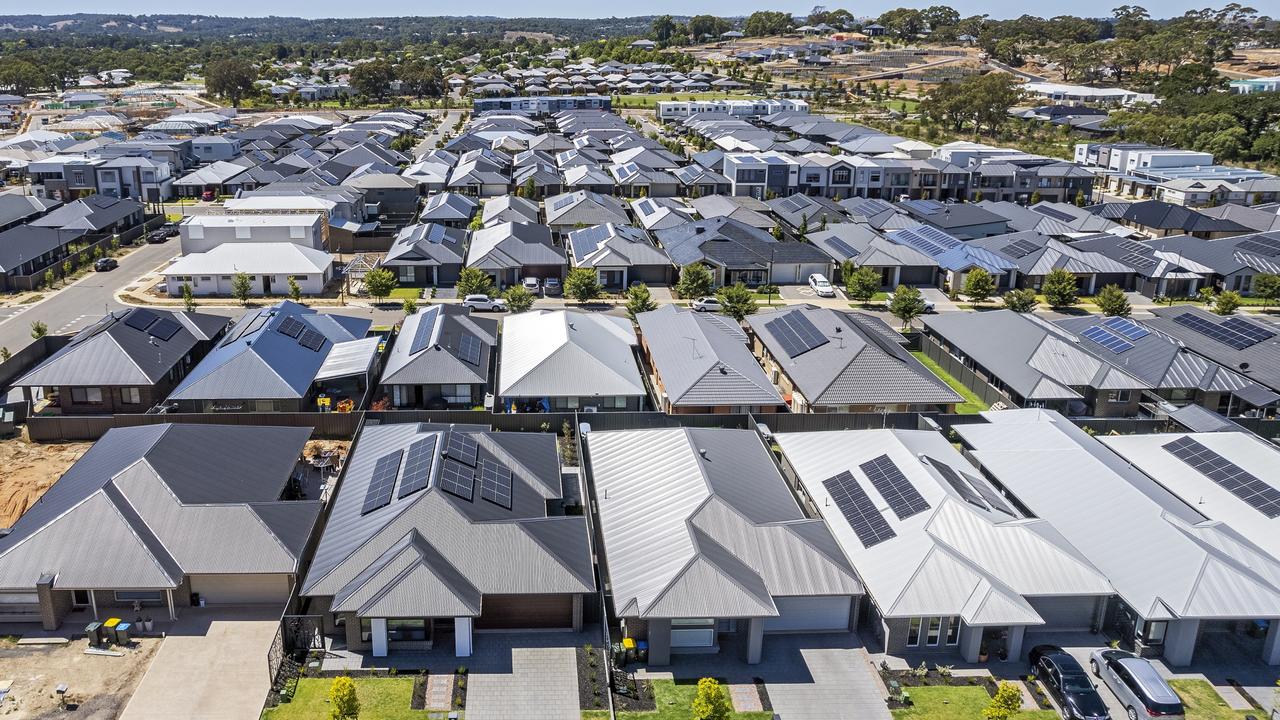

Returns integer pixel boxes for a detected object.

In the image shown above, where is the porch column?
[1163,618,1200,666]
[647,619,671,666]
[1262,619,1280,665]
[371,618,388,658]
[89,590,98,620]
[572,594,583,632]
[166,589,176,621]
[891,266,901,288]
[1005,625,1026,663]
[744,617,765,665]
[454,617,473,658]
[959,622,983,663]
[1087,275,1097,295]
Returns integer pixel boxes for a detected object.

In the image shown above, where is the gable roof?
[566,223,671,268]
[383,223,466,267]
[637,305,783,408]
[656,217,829,269]
[498,310,643,398]
[380,305,498,387]
[466,221,565,270]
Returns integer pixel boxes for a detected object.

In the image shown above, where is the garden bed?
[451,666,467,712]
[1022,676,1055,711]
[409,672,429,710]
[576,645,612,712]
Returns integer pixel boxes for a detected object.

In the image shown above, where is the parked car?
[461,294,508,312]
[808,273,836,297]
[200,190,215,201]
[543,277,562,296]
[885,291,935,313]
[145,228,171,244]
[521,277,542,296]
[690,296,722,312]
[1030,645,1111,720]
[93,257,118,272]
[1089,649,1184,720]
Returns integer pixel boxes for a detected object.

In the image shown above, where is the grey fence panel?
[919,334,1016,410]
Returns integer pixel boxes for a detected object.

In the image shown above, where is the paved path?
[729,683,763,711]
[425,671,454,710]
[464,647,579,720]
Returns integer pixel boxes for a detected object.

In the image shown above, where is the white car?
[808,273,836,297]
[690,296,722,312]
[885,292,935,313]
[521,277,542,295]
[461,294,508,312]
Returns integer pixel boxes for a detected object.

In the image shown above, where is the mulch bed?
[576,646,609,711]
[609,672,655,713]
[881,666,1002,709]
[1022,678,1055,710]
[452,669,467,712]
[753,677,773,712]
[410,672,429,710]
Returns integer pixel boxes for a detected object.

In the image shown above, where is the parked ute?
[690,296,722,312]
[885,291,935,313]
[1089,649,1184,720]
[808,273,836,297]
[461,294,507,312]
[1029,645,1111,720]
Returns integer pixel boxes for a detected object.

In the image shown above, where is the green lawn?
[892,685,1058,720]
[848,291,891,306]
[1169,679,1256,720]
[387,288,422,300]
[261,677,420,720]
[911,351,989,414]
[612,92,759,109]
[612,679,773,720]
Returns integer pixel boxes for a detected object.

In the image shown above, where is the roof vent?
[698,448,708,459]
[718,366,728,375]
[695,226,706,234]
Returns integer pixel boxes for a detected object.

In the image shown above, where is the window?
[443,384,471,404]
[945,616,961,645]
[907,617,922,646]
[832,168,851,184]
[120,387,142,405]
[71,387,103,405]
[926,617,942,646]
[1143,620,1167,646]
[736,169,766,184]
[387,618,428,641]
[115,590,163,603]
[398,266,415,283]
[804,173,821,184]
[1108,390,1131,403]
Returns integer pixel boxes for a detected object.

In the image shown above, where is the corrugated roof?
[637,305,783,408]
[379,305,498,387]
[498,310,644,399]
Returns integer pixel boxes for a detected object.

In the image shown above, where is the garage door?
[189,574,293,605]
[1028,596,1098,631]
[476,594,573,630]
[765,596,852,633]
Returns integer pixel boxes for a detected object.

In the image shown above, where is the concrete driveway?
[119,606,280,720]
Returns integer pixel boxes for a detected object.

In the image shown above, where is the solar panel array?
[1236,235,1280,258]
[148,318,182,342]
[860,455,930,520]
[1120,252,1158,271]
[823,471,896,548]
[478,459,514,509]
[361,449,403,515]
[764,312,830,358]
[1103,316,1150,340]
[1172,312,1274,351]
[825,236,860,259]
[438,458,476,501]
[550,195,577,211]
[1117,240,1150,254]
[1031,205,1076,223]
[1001,239,1041,259]
[445,431,479,467]
[397,436,437,499]
[891,225,959,257]
[928,457,987,510]
[124,309,159,331]
[409,311,438,354]
[1081,325,1134,354]
[299,328,326,352]
[1163,436,1280,519]
[970,475,1016,516]
[277,316,306,339]
[458,333,483,366]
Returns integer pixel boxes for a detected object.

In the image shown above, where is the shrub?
[1213,290,1242,315]
[503,285,535,313]
[1003,288,1038,313]
[456,267,494,298]
[675,262,714,299]
[846,266,881,305]
[983,681,1023,720]
[328,676,359,720]
[962,268,995,304]
[691,677,732,720]
[1095,284,1130,317]
[1042,268,1078,308]
[624,283,657,318]
[564,267,602,304]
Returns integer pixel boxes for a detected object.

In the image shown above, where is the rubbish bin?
[85,622,103,647]
[611,642,625,667]
[115,622,131,646]
[103,617,122,644]
[622,636,636,663]
[636,640,648,663]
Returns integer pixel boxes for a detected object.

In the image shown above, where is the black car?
[145,228,172,244]
[94,257,118,272]
[1030,645,1111,720]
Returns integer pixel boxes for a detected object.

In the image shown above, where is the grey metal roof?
[380,305,498,387]
[15,309,228,388]
[481,194,540,225]
[637,305,783,408]
[0,424,318,591]
[499,310,644,398]
[585,427,862,619]
[747,306,962,407]
[544,190,630,227]
[420,192,478,222]
[565,223,670,268]
[808,224,937,268]
[301,422,593,617]
[383,223,466,267]
[969,231,1133,276]
[656,217,830,270]
[465,221,565,270]
[1144,306,1280,394]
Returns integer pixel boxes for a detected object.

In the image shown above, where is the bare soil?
[0,638,161,719]
[0,439,92,528]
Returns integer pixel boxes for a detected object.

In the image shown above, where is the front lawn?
[891,685,1058,720]
[387,287,422,300]
[262,677,419,720]
[1169,679,1256,720]
[613,679,772,720]
[911,351,989,414]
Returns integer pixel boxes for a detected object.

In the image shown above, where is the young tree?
[502,285,535,313]
[456,267,495,298]
[716,282,758,322]
[846,266,881,305]
[287,275,302,302]
[691,677,732,720]
[231,272,253,306]
[328,676,359,720]
[757,283,778,306]
[796,214,809,240]
[1041,269,1079,308]
[1003,288,1039,313]
[468,215,484,231]
[363,268,398,301]
[564,268,602,304]
[1074,189,1087,207]
[182,282,196,313]
[521,177,536,199]
[983,681,1024,720]
[1029,189,1042,205]
[624,283,657,318]
[43,269,55,288]
[962,268,995,304]
[1095,284,1131,317]
[62,260,72,278]
[1213,290,1242,316]
[675,262,714,299]
[889,285,927,329]
[1252,273,1280,310]
[30,320,47,339]
[402,297,418,315]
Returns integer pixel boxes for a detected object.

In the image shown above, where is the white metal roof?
[498,310,643,399]
[163,243,333,276]
[315,337,380,381]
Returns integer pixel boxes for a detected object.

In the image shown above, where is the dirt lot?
[0,638,160,719]
[0,439,92,528]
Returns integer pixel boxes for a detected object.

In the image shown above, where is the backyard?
[261,677,419,720]
[890,685,1058,720]
[583,678,773,720]
[911,351,989,414]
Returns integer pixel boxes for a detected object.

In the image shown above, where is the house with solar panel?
[166,301,376,413]
[1134,232,1280,298]
[13,308,229,415]
[543,190,630,237]
[300,422,593,658]
[746,306,962,413]
[418,192,479,228]
[766,194,846,234]
[498,310,646,412]
[0,424,323,629]
[1141,307,1280,406]
[565,223,674,288]
[1070,235,1212,298]
[885,226,1018,291]
[958,409,1280,666]
[968,231,1136,294]
[807,224,938,289]
[776,428,1113,663]
[376,305,497,409]
[379,223,467,288]
[584,426,864,665]
[654,217,833,288]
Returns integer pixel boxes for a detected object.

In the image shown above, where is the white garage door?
[189,574,293,605]
[765,596,851,632]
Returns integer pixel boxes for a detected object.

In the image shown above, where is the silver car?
[1089,649,1184,720]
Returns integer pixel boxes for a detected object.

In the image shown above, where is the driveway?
[119,606,281,720]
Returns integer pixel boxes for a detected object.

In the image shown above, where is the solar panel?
[409,310,438,354]
[277,316,306,338]
[1001,239,1041,259]
[825,236,859,259]
[891,225,958,257]
[1031,205,1076,222]
[124,309,159,331]
[1172,312,1269,351]
[1081,325,1134,354]
[822,471,896,548]
[147,318,182,342]
[1236,236,1280,257]
[458,333,483,366]
[969,474,1016,516]
[764,312,830,358]
[438,458,476,501]
[861,455,930,520]
[478,459,513,509]
[551,195,576,211]
[298,328,326,352]
[444,431,479,467]
[1221,317,1276,345]
[1117,240,1150,254]
[1119,252,1158,272]
[397,436,437,499]
[1163,436,1280,519]
[1103,316,1150,340]
[361,449,403,515]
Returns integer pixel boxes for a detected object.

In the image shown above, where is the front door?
[263,275,272,294]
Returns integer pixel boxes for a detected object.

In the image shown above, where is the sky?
[28,0,1210,21]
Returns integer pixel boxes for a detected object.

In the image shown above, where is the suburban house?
[465,222,566,289]
[745,306,962,413]
[381,223,467,288]
[898,200,1009,240]
[13,308,228,415]
[885,225,1017,291]
[419,192,480,228]
[376,305,498,409]
[1070,235,1211,298]
[808,224,938,289]
[636,305,785,414]
[689,195,776,230]
[1088,200,1252,239]
[179,214,325,255]
[566,223,674,288]
[497,310,645,412]
[0,424,322,629]
[655,217,833,287]
[1141,307,1280,400]
[30,194,145,236]
[344,173,420,218]
[300,422,593,658]
[968,231,1135,294]
[777,428,1113,662]
[481,195,541,227]
[543,190,630,236]
[166,301,375,413]
[0,225,88,292]
[584,426,864,665]
[162,243,334,297]
[0,194,61,233]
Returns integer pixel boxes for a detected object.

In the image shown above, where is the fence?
[918,334,1017,411]
[4,216,166,292]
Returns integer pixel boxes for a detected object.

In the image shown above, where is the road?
[415,110,461,156]
[985,59,1047,82]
